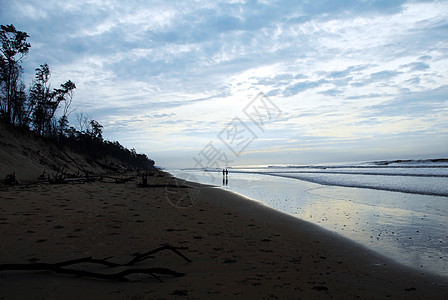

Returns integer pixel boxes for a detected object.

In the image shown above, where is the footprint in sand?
[172,290,188,296]
[312,285,328,291]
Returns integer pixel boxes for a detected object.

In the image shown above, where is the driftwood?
[63,176,99,183]
[114,177,134,184]
[48,166,67,184]
[0,245,191,282]
[138,170,153,187]
[43,165,101,184]
[126,245,192,265]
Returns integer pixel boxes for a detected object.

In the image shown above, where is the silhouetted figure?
[225,169,228,177]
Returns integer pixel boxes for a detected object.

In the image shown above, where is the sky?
[1,0,448,168]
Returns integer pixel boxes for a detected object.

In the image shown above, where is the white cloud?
[1,0,448,167]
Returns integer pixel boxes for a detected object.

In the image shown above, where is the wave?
[225,168,448,197]
[266,158,448,169]
[260,170,448,178]
[264,172,448,197]
[370,158,448,166]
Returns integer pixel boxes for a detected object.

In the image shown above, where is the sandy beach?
[1,173,447,299]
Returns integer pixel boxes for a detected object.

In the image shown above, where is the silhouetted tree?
[29,64,51,134]
[55,79,76,137]
[75,112,90,133]
[87,119,103,140]
[0,24,30,124]
[57,80,75,137]
[29,64,75,136]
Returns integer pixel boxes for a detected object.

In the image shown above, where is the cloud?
[363,85,448,118]
[1,0,448,167]
[402,62,430,72]
[326,65,369,79]
[283,79,328,97]
[370,70,402,81]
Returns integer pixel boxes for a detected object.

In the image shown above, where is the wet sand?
[0,174,447,299]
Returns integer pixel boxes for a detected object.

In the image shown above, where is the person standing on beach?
[223,169,229,186]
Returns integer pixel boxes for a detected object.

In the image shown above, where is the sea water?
[168,159,448,277]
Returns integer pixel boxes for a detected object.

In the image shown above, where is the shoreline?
[0,174,447,299]
[173,169,448,278]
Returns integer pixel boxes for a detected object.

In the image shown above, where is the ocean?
[168,159,448,277]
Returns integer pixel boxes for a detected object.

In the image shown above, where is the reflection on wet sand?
[294,185,448,275]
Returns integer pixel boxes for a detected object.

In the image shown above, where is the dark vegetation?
[0,24,154,171]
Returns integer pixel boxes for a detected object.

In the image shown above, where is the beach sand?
[0,173,447,299]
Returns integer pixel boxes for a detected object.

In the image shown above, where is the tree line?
[0,24,154,169]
